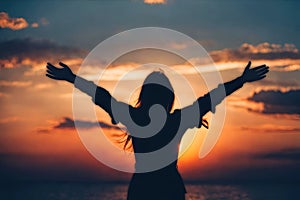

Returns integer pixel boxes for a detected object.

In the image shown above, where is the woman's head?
[136,71,175,112]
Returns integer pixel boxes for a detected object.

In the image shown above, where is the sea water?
[1,182,299,200]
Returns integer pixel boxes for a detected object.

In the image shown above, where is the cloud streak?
[255,148,300,162]
[208,42,300,72]
[37,117,120,133]
[210,42,299,62]
[0,80,32,87]
[0,117,20,124]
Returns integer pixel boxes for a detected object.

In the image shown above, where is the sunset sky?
[0,0,300,183]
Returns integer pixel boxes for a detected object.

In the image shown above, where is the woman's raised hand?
[46,62,76,83]
[242,61,269,83]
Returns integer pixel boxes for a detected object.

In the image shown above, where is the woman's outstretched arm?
[46,62,100,97]
[46,62,122,124]
[181,61,269,129]
[199,61,269,115]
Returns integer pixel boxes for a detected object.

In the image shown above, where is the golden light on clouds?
[144,0,167,5]
[0,12,29,30]
[0,12,42,30]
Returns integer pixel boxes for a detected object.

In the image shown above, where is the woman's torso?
[127,107,187,199]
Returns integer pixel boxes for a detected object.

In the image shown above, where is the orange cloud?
[0,116,20,124]
[144,0,167,4]
[0,12,29,30]
[0,80,32,87]
[31,22,39,28]
[33,83,53,90]
[0,92,9,98]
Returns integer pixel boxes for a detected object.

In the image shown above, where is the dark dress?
[74,76,244,200]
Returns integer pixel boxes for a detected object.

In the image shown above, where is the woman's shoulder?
[171,108,181,115]
[169,109,182,121]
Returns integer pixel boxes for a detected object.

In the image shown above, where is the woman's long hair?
[122,70,208,150]
[123,71,175,150]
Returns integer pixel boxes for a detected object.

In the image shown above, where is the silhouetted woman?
[46,61,269,200]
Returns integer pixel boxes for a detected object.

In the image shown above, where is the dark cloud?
[210,42,300,62]
[255,79,300,88]
[38,117,119,133]
[255,148,300,162]
[0,38,86,68]
[248,89,300,115]
[54,117,119,130]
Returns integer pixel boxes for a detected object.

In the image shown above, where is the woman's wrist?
[67,73,76,83]
[240,75,247,84]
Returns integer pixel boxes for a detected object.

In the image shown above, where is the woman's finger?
[245,61,251,70]
[46,70,59,77]
[254,66,269,73]
[256,75,266,81]
[256,68,269,76]
[252,65,267,71]
[46,69,55,75]
[59,62,68,68]
[46,63,59,72]
[46,74,60,80]
[47,62,56,67]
